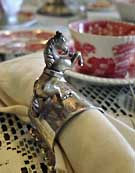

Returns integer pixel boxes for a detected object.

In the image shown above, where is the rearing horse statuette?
[29,31,93,173]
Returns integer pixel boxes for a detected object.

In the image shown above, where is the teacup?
[69,19,135,78]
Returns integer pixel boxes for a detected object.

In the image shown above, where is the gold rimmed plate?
[0,29,54,58]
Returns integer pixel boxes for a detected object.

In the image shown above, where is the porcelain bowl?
[69,19,135,78]
[114,0,135,22]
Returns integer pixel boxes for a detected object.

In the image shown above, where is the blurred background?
[0,1,135,173]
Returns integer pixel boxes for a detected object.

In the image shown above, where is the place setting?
[64,17,135,86]
[0,29,54,61]
[0,1,135,173]
[66,0,135,86]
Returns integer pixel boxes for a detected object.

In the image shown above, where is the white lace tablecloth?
[1,2,134,173]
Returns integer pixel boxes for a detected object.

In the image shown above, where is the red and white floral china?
[64,69,135,86]
[0,30,54,56]
[69,20,135,78]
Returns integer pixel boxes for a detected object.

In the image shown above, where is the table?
[0,2,134,173]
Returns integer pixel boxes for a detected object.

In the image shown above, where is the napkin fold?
[0,51,135,173]
[0,52,43,122]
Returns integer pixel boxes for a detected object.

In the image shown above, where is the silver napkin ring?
[28,31,104,173]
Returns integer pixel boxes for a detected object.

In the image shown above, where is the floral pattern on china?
[0,30,54,56]
[71,20,135,78]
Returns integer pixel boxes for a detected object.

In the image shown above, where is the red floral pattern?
[71,20,135,78]
[74,40,135,78]
[113,42,135,77]
[84,20,135,36]
[0,30,54,54]
[74,39,95,56]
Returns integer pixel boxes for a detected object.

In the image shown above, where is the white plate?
[64,70,135,86]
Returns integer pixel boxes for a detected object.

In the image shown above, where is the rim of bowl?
[68,19,135,39]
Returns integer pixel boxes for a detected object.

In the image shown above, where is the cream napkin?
[0,51,135,173]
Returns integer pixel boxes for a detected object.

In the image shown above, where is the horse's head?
[54,31,68,53]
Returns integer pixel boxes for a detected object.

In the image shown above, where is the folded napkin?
[0,51,135,173]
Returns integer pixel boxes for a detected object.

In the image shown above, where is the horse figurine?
[31,31,84,117]
[29,31,93,173]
